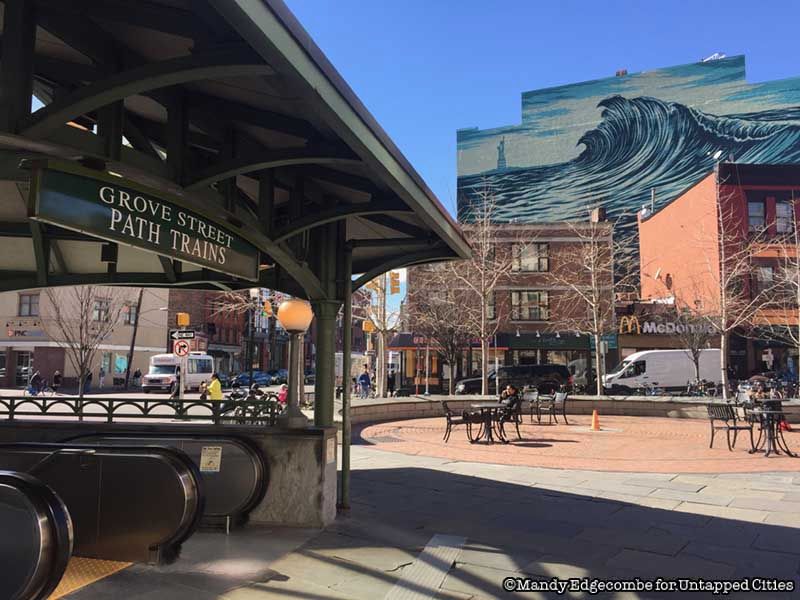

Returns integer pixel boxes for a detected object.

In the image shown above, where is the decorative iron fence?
[0,396,282,426]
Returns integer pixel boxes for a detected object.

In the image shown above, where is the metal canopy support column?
[312,221,340,428]
[98,102,124,161]
[339,238,353,511]
[258,170,275,235]
[0,0,35,132]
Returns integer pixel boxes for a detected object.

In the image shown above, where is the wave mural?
[457,56,800,231]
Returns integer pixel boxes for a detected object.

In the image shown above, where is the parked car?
[602,349,721,394]
[304,368,315,385]
[454,364,571,395]
[273,369,289,384]
[231,371,273,388]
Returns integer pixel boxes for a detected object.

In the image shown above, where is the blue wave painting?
[457,56,800,230]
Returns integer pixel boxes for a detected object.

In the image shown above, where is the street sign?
[173,340,190,357]
[171,330,195,340]
[29,160,260,280]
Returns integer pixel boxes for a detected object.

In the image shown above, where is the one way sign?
[171,330,195,340]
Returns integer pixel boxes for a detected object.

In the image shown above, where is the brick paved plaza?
[359,415,800,473]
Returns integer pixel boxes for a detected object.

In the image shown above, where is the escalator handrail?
[0,443,204,549]
[0,470,73,600]
[63,432,268,519]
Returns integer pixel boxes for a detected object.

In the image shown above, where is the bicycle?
[23,380,55,397]
[635,381,667,396]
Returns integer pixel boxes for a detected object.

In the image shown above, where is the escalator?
[0,443,203,564]
[66,433,268,529]
[0,470,73,600]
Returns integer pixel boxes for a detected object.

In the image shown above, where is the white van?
[603,349,721,393]
[142,352,214,393]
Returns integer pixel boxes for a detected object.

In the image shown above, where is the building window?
[124,303,138,325]
[776,201,793,234]
[93,298,110,322]
[487,292,495,320]
[18,293,39,317]
[754,266,774,294]
[748,201,765,232]
[511,290,549,321]
[512,243,549,272]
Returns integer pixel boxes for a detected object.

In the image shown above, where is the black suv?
[454,364,571,395]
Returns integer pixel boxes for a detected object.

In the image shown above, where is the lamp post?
[247,288,260,386]
[276,298,314,429]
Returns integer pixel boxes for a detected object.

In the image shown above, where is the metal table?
[470,402,503,444]
[749,409,795,458]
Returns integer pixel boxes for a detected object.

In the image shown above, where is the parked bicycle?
[684,378,718,397]
[634,381,668,396]
[23,378,55,397]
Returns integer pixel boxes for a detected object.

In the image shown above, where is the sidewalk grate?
[383,534,465,600]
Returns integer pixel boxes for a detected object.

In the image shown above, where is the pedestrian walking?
[98,366,106,390]
[206,373,223,401]
[199,381,208,400]
[84,370,93,394]
[358,366,371,399]
[387,370,396,396]
[132,368,142,388]
[52,370,62,394]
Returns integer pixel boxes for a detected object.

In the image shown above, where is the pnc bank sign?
[618,316,715,336]
[29,161,260,281]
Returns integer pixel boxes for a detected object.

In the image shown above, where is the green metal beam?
[349,238,434,249]
[29,221,49,286]
[0,0,36,132]
[184,145,360,191]
[20,45,272,138]
[272,200,410,244]
[351,247,453,292]
[361,213,429,239]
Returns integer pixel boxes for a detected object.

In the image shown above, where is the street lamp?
[247,288,260,386]
[276,298,313,428]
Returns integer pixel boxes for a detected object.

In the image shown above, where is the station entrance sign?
[28,160,260,281]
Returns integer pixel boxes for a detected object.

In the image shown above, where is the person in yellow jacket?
[206,373,224,401]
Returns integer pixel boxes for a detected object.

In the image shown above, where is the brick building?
[402,217,614,392]
[639,163,800,376]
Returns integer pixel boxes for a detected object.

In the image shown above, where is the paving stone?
[603,504,711,529]
[573,480,657,497]
[781,491,800,502]
[457,543,541,574]
[649,488,734,506]
[441,563,542,600]
[729,496,800,513]
[605,549,735,579]
[673,502,769,523]
[764,512,800,527]
[577,526,688,556]
[623,479,705,492]
[698,486,784,501]
[588,490,681,510]
[681,540,800,579]
[752,527,800,554]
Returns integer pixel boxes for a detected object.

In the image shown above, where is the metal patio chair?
[442,401,481,443]
[538,389,569,425]
[523,388,540,424]
[706,403,754,451]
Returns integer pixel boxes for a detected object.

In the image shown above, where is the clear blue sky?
[286,0,800,216]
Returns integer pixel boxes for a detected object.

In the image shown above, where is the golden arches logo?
[618,316,641,334]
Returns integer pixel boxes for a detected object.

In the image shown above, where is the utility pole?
[124,288,144,389]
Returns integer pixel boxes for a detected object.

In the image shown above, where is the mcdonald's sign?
[618,316,641,334]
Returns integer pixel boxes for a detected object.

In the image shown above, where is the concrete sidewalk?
[66,445,800,599]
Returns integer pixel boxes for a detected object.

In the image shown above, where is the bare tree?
[449,189,530,394]
[759,195,800,371]
[406,265,472,394]
[672,305,718,383]
[546,211,630,395]
[356,275,399,398]
[693,183,774,399]
[42,286,128,397]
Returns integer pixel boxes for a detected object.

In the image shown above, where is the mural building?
[457,55,800,230]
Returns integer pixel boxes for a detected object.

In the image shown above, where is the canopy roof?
[0,0,469,299]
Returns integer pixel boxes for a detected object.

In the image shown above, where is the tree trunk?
[594,333,603,396]
[481,338,489,395]
[448,363,455,395]
[376,331,387,398]
[693,357,701,383]
[720,332,729,401]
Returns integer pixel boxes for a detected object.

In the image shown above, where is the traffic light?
[362,320,375,333]
[389,271,400,294]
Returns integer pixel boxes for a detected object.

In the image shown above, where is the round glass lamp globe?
[277,299,314,334]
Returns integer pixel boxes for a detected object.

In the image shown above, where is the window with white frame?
[18,293,39,317]
[511,290,549,321]
[93,298,110,322]
[748,201,765,232]
[512,243,549,272]
[776,201,793,234]
[124,303,138,325]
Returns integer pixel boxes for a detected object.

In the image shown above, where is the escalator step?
[49,557,130,599]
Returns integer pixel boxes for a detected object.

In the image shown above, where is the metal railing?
[0,396,281,426]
